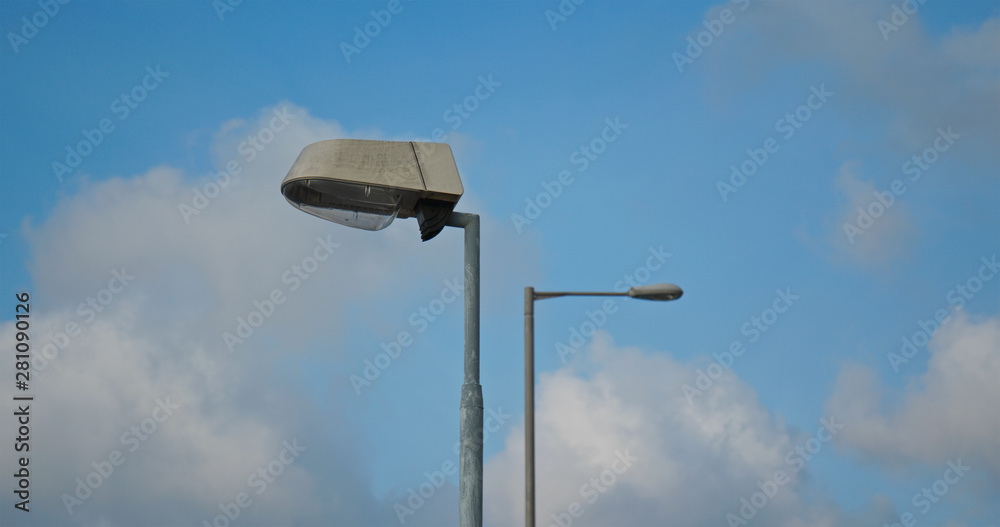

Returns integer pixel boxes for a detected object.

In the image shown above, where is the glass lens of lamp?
[282,179,400,231]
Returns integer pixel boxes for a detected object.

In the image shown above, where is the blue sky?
[1,1,998,526]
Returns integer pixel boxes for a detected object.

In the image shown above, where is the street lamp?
[524,283,683,527]
[281,139,483,527]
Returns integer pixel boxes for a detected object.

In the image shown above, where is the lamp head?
[281,139,464,241]
[627,283,683,301]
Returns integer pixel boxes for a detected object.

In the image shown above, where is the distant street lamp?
[524,283,683,527]
[282,139,483,527]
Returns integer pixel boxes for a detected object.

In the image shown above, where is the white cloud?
[941,17,1000,71]
[827,311,1000,480]
[708,1,1000,163]
[484,332,846,527]
[828,160,916,265]
[0,102,539,526]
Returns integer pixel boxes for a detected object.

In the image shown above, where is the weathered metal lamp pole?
[281,139,483,527]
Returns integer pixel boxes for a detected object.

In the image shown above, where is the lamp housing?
[281,139,464,241]
[626,283,684,301]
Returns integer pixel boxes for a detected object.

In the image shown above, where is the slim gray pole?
[448,212,482,527]
[523,286,680,527]
[524,287,535,527]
